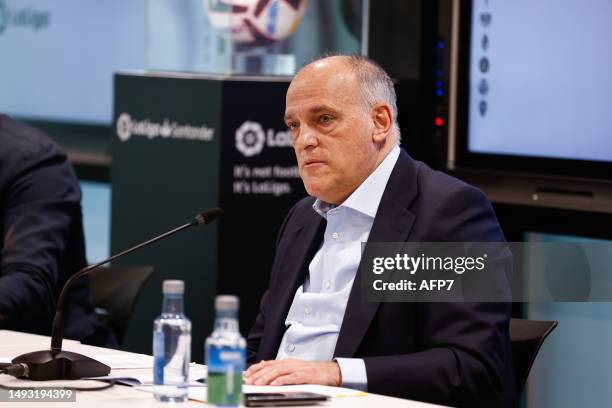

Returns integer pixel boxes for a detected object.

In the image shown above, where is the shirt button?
[331,232,339,239]
[304,306,310,315]
[324,280,331,289]
[288,344,295,352]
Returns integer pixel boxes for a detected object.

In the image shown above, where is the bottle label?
[153,330,165,385]
[206,345,245,405]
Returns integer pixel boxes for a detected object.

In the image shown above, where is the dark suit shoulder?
[413,159,487,206]
[0,114,61,158]
[408,158,503,242]
[0,115,66,188]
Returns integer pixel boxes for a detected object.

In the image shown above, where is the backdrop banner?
[112,72,305,361]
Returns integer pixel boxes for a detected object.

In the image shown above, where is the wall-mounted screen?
[451,0,612,179]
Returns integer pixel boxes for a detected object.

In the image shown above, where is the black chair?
[509,318,558,398]
[89,265,153,345]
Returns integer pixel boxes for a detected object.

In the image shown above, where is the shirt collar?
[313,144,401,219]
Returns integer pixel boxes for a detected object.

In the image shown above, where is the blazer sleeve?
[363,184,514,407]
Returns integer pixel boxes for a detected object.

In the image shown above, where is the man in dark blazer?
[0,114,115,346]
[244,56,514,407]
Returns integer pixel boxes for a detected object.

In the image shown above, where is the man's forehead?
[285,78,352,113]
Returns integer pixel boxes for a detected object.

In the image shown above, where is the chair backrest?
[89,265,153,345]
[509,318,558,397]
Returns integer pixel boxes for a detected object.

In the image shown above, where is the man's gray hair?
[341,54,400,137]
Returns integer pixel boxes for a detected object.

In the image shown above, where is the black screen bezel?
[453,0,612,180]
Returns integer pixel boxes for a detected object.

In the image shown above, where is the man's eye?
[287,122,299,130]
[319,115,333,124]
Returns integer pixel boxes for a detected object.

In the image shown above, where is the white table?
[0,330,447,407]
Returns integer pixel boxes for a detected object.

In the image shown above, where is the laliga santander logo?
[235,120,292,157]
[116,112,214,142]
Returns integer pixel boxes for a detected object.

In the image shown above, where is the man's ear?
[371,104,393,143]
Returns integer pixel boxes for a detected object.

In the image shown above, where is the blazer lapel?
[258,214,325,360]
[334,149,418,358]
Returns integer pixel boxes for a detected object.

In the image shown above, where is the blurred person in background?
[0,114,115,347]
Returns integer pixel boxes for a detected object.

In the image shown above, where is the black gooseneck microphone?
[8,208,222,381]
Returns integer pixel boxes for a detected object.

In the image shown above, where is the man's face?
[284,59,388,205]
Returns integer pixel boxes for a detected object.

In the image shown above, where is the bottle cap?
[163,280,184,295]
[215,295,239,311]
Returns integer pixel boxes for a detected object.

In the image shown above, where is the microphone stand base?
[12,350,111,380]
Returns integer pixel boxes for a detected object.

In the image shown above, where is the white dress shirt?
[276,145,400,390]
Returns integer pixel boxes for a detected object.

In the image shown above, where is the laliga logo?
[235,121,292,157]
[116,113,132,142]
[235,121,265,157]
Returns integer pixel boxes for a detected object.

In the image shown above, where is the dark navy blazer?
[0,114,114,346]
[247,148,515,407]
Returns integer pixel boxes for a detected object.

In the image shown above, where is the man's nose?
[294,124,318,149]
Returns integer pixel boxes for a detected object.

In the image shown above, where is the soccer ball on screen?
[203,0,307,47]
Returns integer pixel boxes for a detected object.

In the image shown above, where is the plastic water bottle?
[153,280,192,402]
[206,295,246,406]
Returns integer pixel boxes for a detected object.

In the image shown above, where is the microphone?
[9,208,222,381]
